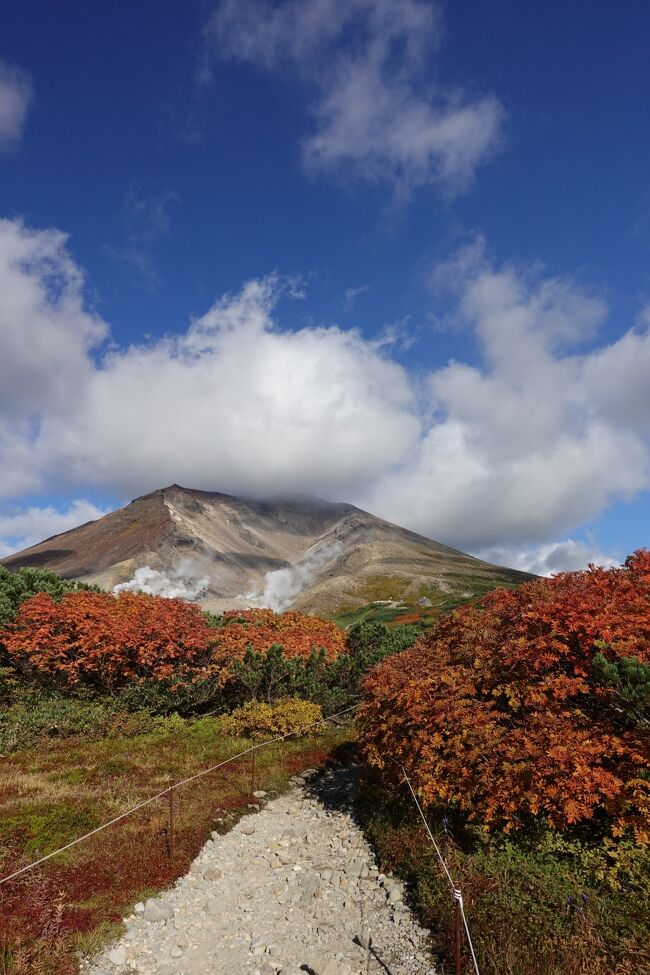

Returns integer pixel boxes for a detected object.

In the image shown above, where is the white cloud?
[365,238,649,551]
[476,539,622,577]
[0,221,419,505]
[0,218,108,498]
[581,321,650,435]
[205,0,505,197]
[0,61,33,151]
[0,500,108,558]
[0,217,648,575]
[0,219,108,418]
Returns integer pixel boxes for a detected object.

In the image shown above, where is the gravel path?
[84,766,436,975]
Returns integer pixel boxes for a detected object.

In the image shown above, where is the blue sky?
[0,0,648,574]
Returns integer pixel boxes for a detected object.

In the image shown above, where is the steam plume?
[113,559,210,601]
[246,541,343,612]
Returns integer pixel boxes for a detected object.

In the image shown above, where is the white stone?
[108,946,127,967]
[142,898,174,922]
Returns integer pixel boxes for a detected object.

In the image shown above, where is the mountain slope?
[1,484,533,615]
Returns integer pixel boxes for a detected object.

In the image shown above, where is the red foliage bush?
[3,590,214,689]
[358,550,650,839]
[2,597,347,693]
[210,608,346,680]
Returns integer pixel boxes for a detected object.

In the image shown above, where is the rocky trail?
[83,766,436,975]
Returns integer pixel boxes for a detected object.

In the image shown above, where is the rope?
[400,764,481,975]
[0,702,357,888]
[1,699,483,975]
[400,765,455,892]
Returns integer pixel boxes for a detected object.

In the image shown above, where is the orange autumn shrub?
[210,608,346,680]
[3,590,214,690]
[358,550,650,839]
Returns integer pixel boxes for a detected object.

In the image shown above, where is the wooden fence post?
[167,790,174,860]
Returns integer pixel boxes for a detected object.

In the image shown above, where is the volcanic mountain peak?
[1,485,532,616]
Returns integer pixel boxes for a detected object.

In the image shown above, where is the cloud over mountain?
[0,500,109,559]
[0,217,648,569]
[367,236,649,550]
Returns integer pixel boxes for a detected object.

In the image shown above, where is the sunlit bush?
[359,550,650,839]
[219,697,323,740]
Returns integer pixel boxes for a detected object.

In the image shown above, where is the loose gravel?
[82,766,436,975]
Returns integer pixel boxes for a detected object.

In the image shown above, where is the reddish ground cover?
[0,722,347,974]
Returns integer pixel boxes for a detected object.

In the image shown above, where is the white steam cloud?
[113,560,210,601]
[246,541,344,612]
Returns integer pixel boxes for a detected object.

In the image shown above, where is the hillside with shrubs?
[0,556,648,974]
[359,550,650,974]
[0,569,395,974]
[0,576,412,740]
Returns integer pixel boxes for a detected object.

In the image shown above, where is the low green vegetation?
[224,619,420,712]
[332,601,419,627]
[0,566,98,628]
[0,676,159,753]
[592,650,650,728]
[331,572,522,628]
[362,773,650,975]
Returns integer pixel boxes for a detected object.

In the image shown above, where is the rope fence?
[0,702,358,888]
[400,764,481,975]
[1,703,484,974]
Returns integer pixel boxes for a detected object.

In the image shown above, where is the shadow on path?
[299,765,400,975]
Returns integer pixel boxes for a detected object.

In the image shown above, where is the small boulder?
[203,866,222,881]
[143,898,174,922]
[108,946,127,967]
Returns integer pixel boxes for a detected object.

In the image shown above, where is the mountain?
[0,484,533,619]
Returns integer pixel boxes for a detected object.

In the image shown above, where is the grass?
[331,573,522,629]
[0,713,354,974]
[0,689,157,754]
[360,770,650,975]
[332,602,415,628]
